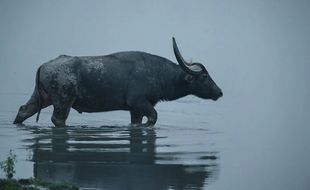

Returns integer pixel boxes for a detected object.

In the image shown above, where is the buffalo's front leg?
[130,111,143,125]
[144,105,157,126]
[128,100,157,126]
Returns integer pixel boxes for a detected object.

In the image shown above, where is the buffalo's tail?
[35,67,42,122]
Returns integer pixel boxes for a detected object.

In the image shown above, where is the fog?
[1,0,310,98]
[0,0,310,189]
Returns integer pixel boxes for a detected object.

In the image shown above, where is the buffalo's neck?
[159,67,190,101]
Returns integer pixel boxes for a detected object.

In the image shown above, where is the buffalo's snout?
[218,89,223,97]
[212,86,223,101]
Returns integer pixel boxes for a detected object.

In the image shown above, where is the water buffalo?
[14,38,223,127]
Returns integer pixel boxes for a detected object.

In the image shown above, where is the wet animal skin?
[13,38,223,127]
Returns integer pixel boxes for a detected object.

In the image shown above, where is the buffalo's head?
[173,37,223,101]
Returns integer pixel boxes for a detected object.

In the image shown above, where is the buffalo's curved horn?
[172,37,205,75]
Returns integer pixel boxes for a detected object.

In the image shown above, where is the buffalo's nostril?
[219,91,223,97]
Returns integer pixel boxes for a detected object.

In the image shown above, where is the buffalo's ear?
[184,74,195,83]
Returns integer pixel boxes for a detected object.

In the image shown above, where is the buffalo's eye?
[202,73,208,78]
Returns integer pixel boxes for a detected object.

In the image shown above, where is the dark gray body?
[14,38,223,127]
[46,52,185,113]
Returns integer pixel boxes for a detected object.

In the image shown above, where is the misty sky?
[1,0,309,123]
[1,0,310,117]
[1,0,308,94]
[1,1,310,189]
[1,0,310,126]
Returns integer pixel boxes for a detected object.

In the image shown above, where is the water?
[1,89,309,190]
[0,93,220,190]
[1,1,310,189]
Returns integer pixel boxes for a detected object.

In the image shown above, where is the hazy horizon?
[1,1,310,189]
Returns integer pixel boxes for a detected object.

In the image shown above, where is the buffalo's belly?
[72,94,129,113]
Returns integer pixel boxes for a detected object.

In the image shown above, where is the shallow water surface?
[0,93,221,190]
[2,0,310,189]
[1,91,310,190]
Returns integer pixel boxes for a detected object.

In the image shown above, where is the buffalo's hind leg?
[13,88,51,124]
[51,97,75,127]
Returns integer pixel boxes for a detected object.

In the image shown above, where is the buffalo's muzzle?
[212,88,223,101]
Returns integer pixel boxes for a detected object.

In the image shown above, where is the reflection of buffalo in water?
[27,127,218,190]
